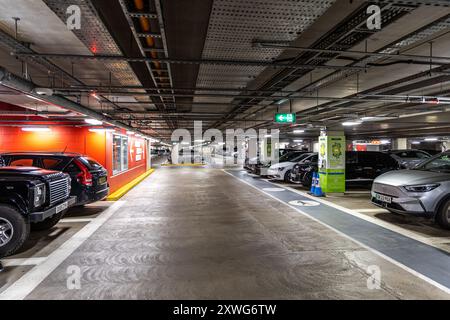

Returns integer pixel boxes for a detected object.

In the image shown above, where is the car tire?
[0,205,30,257]
[30,210,66,231]
[436,200,450,230]
[302,172,313,188]
[284,170,292,183]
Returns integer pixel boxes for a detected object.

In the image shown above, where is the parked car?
[0,153,109,206]
[291,151,399,187]
[385,149,431,168]
[290,153,319,185]
[0,167,76,257]
[371,151,450,229]
[267,151,312,182]
[419,149,442,156]
[176,149,204,164]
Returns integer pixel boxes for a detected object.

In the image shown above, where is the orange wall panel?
[0,126,148,194]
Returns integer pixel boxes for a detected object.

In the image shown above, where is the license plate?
[98,176,107,185]
[56,201,69,214]
[375,193,392,204]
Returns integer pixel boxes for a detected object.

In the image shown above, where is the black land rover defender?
[0,166,76,258]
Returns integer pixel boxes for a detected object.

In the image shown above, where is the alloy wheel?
[0,217,14,247]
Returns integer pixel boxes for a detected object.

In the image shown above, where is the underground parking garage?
[0,0,449,309]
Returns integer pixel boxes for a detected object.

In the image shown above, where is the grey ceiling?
[0,0,450,141]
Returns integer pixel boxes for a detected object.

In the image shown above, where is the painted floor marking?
[2,257,47,267]
[262,187,286,192]
[224,170,450,295]
[59,218,95,223]
[289,200,321,207]
[0,200,126,300]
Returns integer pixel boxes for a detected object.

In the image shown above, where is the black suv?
[0,167,76,257]
[0,153,109,206]
[290,151,399,187]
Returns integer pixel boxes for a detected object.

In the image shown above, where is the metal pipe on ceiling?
[12,52,368,72]
[54,89,450,105]
[50,85,312,95]
[0,111,77,117]
[255,42,450,64]
[0,67,147,136]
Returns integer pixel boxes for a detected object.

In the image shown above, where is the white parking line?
[59,218,95,223]
[0,200,126,300]
[279,184,449,249]
[2,257,46,267]
[355,208,390,213]
[224,170,450,296]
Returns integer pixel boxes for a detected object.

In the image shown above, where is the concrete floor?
[0,168,449,299]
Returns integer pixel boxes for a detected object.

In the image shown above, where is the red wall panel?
[0,126,148,193]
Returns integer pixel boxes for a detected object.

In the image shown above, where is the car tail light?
[74,159,93,186]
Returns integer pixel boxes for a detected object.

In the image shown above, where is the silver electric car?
[371,151,450,229]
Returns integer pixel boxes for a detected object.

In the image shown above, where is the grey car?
[371,152,450,229]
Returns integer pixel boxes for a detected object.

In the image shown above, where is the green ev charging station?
[318,131,346,193]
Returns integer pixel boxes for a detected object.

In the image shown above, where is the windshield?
[416,153,450,173]
[294,153,312,163]
[279,152,303,162]
[394,151,430,159]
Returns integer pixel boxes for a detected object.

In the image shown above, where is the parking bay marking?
[0,200,126,300]
[262,187,286,192]
[224,170,450,295]
[2,257,47,267]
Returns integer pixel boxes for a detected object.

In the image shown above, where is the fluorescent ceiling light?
[293,129,305,134]
[360,116,398,122]
[380,139,391,144]
[342,120,362,126]
[34,88,53,96]
[89,128,115,133]
[360,116,376,121]
[127,131,135,135]
[90,92,101,101]
[411,141,421,144]
[181,142,190,145]
[194,139,205,142]
[276,98,289,105]
[25,95,45,102]
[425,137,438,141]
[264,134,272,138]
[22,127,51,132]
[293,139,303,142]
[84,119,103,125]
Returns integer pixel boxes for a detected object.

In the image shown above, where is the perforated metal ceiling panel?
[44,0,141,87]
[194,0,336,107]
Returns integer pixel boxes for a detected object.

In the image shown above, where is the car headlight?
[33,183,46,207]
[404,184,440,192]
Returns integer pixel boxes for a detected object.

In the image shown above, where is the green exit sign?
[274,113,296,124]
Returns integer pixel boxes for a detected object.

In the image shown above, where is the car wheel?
[284,170,292,183]
[302,172,313,187]
[436,199,450,230]
[0,205,30,257]
[31,210,65,231]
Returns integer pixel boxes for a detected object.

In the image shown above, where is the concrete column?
[394,138,407,149]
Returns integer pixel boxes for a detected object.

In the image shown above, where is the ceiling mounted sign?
[274,113,296,124]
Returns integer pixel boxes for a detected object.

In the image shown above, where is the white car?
[267,152,312,182]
